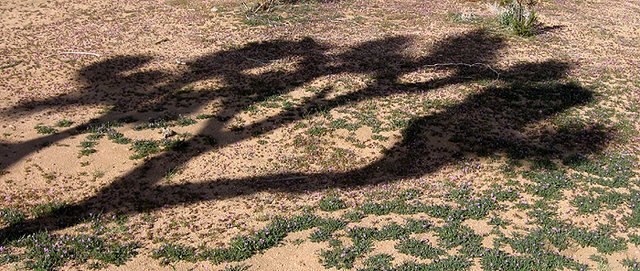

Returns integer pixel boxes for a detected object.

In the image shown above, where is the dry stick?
[422,62,501,81]
[56,52,102,57]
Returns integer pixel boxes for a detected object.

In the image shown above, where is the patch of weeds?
[86,133,104,140]
[399,188,422,201]
[129,140,160,159]
[196,114,215,119]
[394,256,471,271]
[483,186,519,201]
[329,119,361,131]
[30,202,70,218]
[317,195,347,211]
[56,120,74,127]
[307,126,330,137]
[371,134,389,141]
[377,223,411,240]
[445,184,472,201]
[487,217,510,228]
[13,232,139,270]
[202,135,217,146]
[151,243,197,265]
[91,170,105,180]
[361,253,393,270]
[42,172,56,180]
[79,148,97,156]
[531,158,558,171]
[496,0,539,36]
[457,197,499,219]
[590,255,610,270]
[77,119,123,134]
[223,263,252,271]
[563,152,636,180]
[568,226,627,254]
[629,234,640,246]
[230,124,244,132]
[319,240,372,269]
[359,201,399,216]
[201,214,320,264]
[395,238,445,260]
[176,115,196,126]
[342,211,365,222]
[405,218,434,234]
[434,223,484,256]
[107,131,131,144]
[573,195,600,214]
[79,140,99,156]
[133,114,179,130]
[624,189,640,226]
[0,208,25,226]
[80,141,98,149]
[161,138,189,152]
[522,170,575,199]
[34,125,57,134]
[623,259,640,271]
[480,248,585,271]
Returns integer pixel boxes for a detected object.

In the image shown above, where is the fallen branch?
[423,62,500,81]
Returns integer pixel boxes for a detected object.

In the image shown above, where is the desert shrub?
[497,0,538,36]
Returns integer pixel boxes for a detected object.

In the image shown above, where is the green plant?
[317,195,347,211]
[224,263,252,271]
[34,125,57,134]
[0,208,25,226]
[56,120,74,127]
[498,0,538,36]
[151,243,197,265]
[395,238,445,260]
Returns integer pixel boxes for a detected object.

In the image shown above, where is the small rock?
[210,7,218,12]
[161,128,177,138]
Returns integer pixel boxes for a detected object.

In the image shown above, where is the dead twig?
[54,52,102,57]
[423,62,500,81]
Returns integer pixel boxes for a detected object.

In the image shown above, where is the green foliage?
[55,120,74,127]
[34,125,57,134]
[342,211,365,222]
[395,238,445,260]
[12,232,139,270]
[523,171,575,199]
[223,263,252,271]
[622,259,640,271]
[129,140,160,159]
[30,202,70,218]
[434,223,483,256]
[310,218,347,242]
[317,195,347,211]
[151,243,197,265]
[361,253,393,270]
[0,208,25,226]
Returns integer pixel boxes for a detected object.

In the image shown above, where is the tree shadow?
[0,29,611,243]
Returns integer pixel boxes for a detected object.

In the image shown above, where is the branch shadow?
[0,29,611,244]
